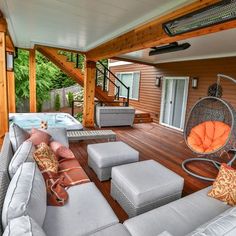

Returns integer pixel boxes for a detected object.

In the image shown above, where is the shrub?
[54,94,61,111]
[67,91,74,107]
[75,112,83,123]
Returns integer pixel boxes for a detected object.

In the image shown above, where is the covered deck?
[70,122,226,222]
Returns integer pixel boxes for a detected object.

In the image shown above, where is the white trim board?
[160,76,189,132]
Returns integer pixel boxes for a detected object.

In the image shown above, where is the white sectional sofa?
[0,127,236,236]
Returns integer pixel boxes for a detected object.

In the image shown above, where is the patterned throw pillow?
[33,143,58,173]
[28,128,51,146]
[208,164,236,206]
[50,141,75,160]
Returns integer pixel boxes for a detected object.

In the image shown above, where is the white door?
[160,77,189,131]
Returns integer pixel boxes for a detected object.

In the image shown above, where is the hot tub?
[9,113,83,131]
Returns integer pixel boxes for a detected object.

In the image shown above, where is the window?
[115,72,140,100]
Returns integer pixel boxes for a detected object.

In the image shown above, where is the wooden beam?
[7,71,16,113]
[6,33,15,52]
[86,0,228,60]
[29,49,37,112]
[0,31,8,145]
[112,56,155,66]
[35,44,85,55]
[83,60,96,127]
[0,18,7,33]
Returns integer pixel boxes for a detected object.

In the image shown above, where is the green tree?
[67,91,74,107]
[54,94,61,111]
[14,49,78,110]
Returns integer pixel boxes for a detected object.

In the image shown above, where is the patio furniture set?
[0,125,235,236]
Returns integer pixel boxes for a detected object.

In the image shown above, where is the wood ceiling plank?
[86,0,228,60]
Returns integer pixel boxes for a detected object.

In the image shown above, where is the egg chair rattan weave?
[182,74,236,181]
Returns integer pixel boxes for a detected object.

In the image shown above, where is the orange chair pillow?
[208,163,236,206]
[187,121,230,153]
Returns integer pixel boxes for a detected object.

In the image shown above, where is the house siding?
[109,57,236,124]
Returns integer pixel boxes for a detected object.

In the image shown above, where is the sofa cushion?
[157,232,174,236]
[43,182,119,236]
[208,164,236,206]
[50,141,74,160]
[112,160,183,207]
[9,123,30,152]
[0,171,10,235]
[3,216,46,236]
[187,207,236,236]
[0,134,14,173]
[87,141,139,168]
[2,162,47,229]
[124,187,231,236]
[8,141,35,178]
[46,128,69,147]
[29,128,51,146]
[88,223,131,236]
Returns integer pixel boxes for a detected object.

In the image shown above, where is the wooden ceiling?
[2,0,236,61]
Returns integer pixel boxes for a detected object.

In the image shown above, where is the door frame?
[160,76,189,131]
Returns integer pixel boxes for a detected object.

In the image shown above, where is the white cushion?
[9,123,29,152]
[89,223,131,236]
[3,215,46,236]
[44,128,69,147]
[2,162,46,229]
[43,182,118,236]
[157,232,173,236]
[112,160,184,207]
[8,141,35,178]
[188,207,236,236]
[87,141,139,168]
[124,187,230,236]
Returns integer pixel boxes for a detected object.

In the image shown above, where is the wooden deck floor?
[69,123,232,222]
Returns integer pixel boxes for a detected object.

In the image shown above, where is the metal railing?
[96,61,130,106]
[57,51,130,106]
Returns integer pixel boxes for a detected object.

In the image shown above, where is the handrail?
[96,66,120,100]
[97,61,129,89]
[97,61,129,106]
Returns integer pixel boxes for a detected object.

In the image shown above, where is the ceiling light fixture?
[149,42,190,56]
[163,0,236,36]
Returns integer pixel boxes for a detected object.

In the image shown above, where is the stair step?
[134,117,153,124]
[135,113,151,118]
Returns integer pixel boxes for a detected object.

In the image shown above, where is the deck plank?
[69,123,234,222]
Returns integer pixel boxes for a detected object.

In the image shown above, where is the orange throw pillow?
[208,163,236,206]
[28,128,51,146]
[33,142,58,173]
[187,121,230,153]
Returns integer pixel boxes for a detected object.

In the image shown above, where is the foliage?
[75,112,83,123]
[14,49,79,109]
[14,49,108,111]
[67,91,74,107]
[54,94,61,111]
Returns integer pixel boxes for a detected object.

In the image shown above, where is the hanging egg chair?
[182,74,236,181]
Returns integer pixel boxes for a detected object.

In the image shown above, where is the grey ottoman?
[111,160,184,218]
[87,141,139,181]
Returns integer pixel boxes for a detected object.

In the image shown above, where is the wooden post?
[29,49,37,112]
[83,60,96,127]
[0,32,8,145]
[7,71,16,113]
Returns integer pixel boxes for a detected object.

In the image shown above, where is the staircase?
[37,47,118,103]
[134,111,153,124]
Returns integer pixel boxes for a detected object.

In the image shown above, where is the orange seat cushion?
[187,121,231,153]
